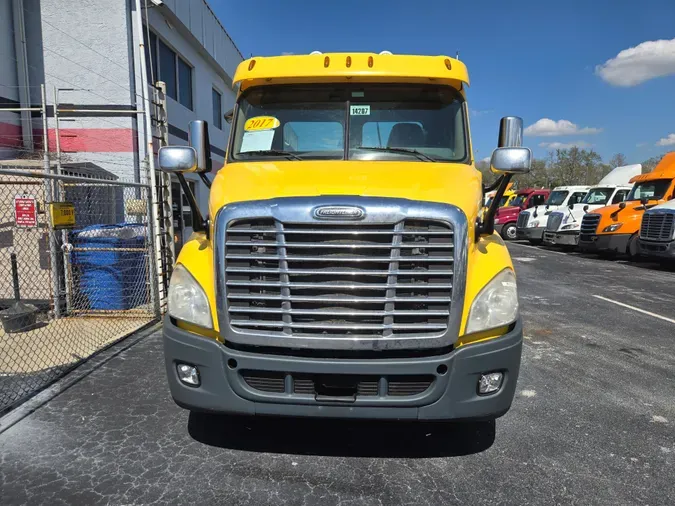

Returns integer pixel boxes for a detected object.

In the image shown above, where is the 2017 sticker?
[350,105,370,116]
[244,116,281,131]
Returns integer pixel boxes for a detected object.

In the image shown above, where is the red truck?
[493,188,550,240]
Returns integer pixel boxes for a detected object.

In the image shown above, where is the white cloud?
[539,140,592,149]
[656,133,675,146]
[524,118,602,137]
[596,38,675,87]
[481,156,491,163]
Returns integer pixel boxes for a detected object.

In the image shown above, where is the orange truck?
[579,153,675,258]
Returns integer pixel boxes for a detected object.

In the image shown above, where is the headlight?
[466,269,519,334]
[528,220,539,228]
[561,223,579,230]
[602,223,623,233]
[168,264,213,328]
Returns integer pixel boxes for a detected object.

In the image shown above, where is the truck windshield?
[230,84,468,162]
[546,191,569,206]
[626,179,672,201]
[511,195,528,207]
[581,188,613,205]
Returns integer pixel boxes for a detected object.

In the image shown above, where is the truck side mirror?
[568,203,574,210]
[618,202,626,210]
[490,147,532,175]
[583,205,589,213]
[189,120,212,174]
[158,146,198,173]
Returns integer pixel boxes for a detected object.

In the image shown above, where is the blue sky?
[213,0,675,164]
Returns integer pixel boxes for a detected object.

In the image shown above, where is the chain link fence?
[0,166,159,414]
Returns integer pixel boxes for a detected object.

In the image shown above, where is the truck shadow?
[187,412,495,458]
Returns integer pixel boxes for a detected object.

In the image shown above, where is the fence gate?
[0,167,160,415]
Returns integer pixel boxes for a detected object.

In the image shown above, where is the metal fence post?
[41,84,61,318]
[141,157,161,318]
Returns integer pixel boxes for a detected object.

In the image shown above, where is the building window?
[158,39,177,101]
[145,30,193,110]
[212,88,222,129]
[177,57,193,110]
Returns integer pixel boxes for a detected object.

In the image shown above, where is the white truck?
[543,164,641,247]
[638,199,675,258]
[516,185,591,244]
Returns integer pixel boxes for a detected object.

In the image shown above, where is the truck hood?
[495,205,521,219]
[209,160,482,219]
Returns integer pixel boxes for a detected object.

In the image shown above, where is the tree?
[641,155,663,173]
[609,153,627,168]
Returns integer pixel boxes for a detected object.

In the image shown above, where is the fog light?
[478,372,503,395]
[177,363,200,386]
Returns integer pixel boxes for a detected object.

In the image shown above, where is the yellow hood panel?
[209,161,482,219]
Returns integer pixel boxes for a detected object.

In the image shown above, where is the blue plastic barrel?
[69,223,148,310]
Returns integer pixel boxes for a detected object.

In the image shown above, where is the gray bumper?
[517,227,544,240]
[579,233,631,254]
[543,231,579,246]
[163,317,523,421]
[638,239,675,258]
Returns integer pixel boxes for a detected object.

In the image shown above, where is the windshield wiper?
[354,146,438,162]
[241,149,304,161]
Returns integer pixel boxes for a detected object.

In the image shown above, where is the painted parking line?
[592,295,675,325]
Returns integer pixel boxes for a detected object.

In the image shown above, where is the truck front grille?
[516,212,529,229]
[242,371,434,397]
[546,212,564,232]
[580,213,601,240]
[224,218,454,339]
[640,212,674,241]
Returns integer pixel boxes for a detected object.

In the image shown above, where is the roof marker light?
[324,56,330,68]
[346,56,352,68]
[248,60,256,71]
[445,58,452,70]
[368,56,374,68]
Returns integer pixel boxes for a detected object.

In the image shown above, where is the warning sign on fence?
[14,194,38,228]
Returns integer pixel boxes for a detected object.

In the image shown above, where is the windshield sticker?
[351,91,365,98]
[244,116,280,131]
[240,129,275,152]
[350,105,370,116]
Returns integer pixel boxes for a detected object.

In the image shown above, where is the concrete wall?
[0,0,21,159]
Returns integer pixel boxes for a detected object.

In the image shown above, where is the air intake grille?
[580,214,601,240]
[546,213,564,232]
[640,212,675,241]
[224,218,454,339]
[516,212,529,229]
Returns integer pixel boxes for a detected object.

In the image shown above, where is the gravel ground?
[1,242,674,505]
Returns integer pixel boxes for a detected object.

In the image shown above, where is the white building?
[0,0,242,245]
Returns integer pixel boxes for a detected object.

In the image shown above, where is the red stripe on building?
[0,122,23,148]
[1,123,138,153]
[47,128,137,153]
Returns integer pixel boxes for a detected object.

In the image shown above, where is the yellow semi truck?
[158,52,531,422]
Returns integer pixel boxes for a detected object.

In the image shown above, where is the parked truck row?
[495,154,675,261]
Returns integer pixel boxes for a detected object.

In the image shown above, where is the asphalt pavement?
[1,242,674,505]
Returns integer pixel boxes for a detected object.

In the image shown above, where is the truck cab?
[494,188,550,240]
[542,165,640,247]
[157,52,531,423]
[516,186,589,244]
[481,186,515,221]
[579,153,675,258]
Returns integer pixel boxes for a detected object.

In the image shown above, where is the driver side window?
[529,194,546,208]
[611,190,629,204]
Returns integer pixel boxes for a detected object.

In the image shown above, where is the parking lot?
[1,242,674,505]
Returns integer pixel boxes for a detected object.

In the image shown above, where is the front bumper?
[638,239,675,258]
[517,227,544,241]
[163,317,523,421]
[543,231,579,246]
[578,233,631,254]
